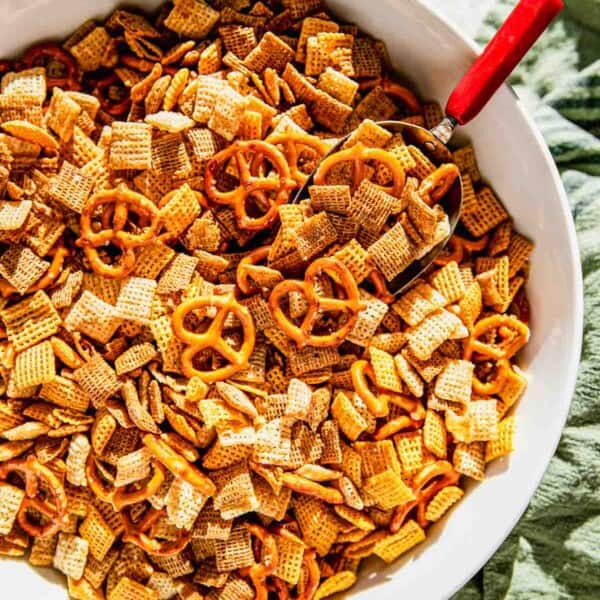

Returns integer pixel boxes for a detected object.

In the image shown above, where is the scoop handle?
[445,0,563,125]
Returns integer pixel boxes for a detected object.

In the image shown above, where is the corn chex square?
[164,0,220,40]
[363,469,415,510]
[47,161,94,214]
[406,310,465,361]
[368,223,415,282]
[79,505,116,562]
[369,346,402,393]
[0,482,25,535]
[65,291,122,343]
[293,495,340,556]
[159,183,202,238]
[461,186,508,237]
[46,88,81,143]
[115,277,157,322]
[0,243,49,294]
[13,339,55,389]
[214,525,254,572]
[434,359,473,407]
[53,533,89,580]
[348,179,396,235]
[373,519,425,563]
[109,122,152,170]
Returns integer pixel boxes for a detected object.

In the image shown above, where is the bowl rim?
[413,1,584,596]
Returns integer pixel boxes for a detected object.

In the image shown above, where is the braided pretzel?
[464,314,530,361]
[269,257,364,349]
[381,77,422,114]
[236,245,273,296]
[418,164,460,206]
[264,132,330,186]
[205,140,297,231]
[298,549,321,600]
[239,524,279,600]
[390,460,460,533]
[142,434,216,496]
[350,360,389,418]
[85,453,166,510]
[121,506,191,556]
[471,358,512,396]
[92,73,131,117]
[22,42,80,90]
[171,294,256,383]
[77,185,162,279]
[366,268,395,304]
[314,142,406,197]
[434,233,489,266]
[0,454,69,537]
[0,240,69,298]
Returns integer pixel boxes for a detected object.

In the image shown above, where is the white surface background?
[423,0,496,37]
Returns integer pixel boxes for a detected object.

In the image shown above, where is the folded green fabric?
[423,0,600,598]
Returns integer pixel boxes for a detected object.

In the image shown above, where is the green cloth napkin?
[423,0,600,598]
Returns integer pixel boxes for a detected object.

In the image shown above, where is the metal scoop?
[295,0,563,295]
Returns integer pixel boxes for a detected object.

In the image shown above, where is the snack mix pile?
[0,1,533,599]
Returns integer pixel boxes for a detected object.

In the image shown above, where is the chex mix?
[0,1,531,599]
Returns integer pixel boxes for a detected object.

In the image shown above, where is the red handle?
[446,0,563,125]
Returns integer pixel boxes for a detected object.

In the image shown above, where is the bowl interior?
[0,1,583,599]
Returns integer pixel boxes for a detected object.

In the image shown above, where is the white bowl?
[0,1,583,599]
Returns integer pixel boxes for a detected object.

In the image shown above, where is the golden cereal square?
[53,533,89,581]
[461,186,509,237]
[109,122,153,170]
[0,244,49,294]
[424,486,464,522]
[367,223,415,282]
[46,88,82,143]
[69,26,112,72]
[164,0,220,40]
[14,339,55,389]
[159,183,202,238]
[1,67,46,103]
[0,483,25,535]
[373,520,426,563]
[430,261,466,304]
[485,416,516,462]
[1,290,61,351]
[47,161,94,213]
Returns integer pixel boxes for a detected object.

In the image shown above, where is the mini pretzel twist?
[121,505,191,556]
[264,132,330,186]
[92,74,131,117]
[269,257,365,349]
[0,454,69,538]
[390,460,460,533]
[22,42,80,90]
[381,77,422,114]
[77,185,163,279]
[351,359,389,418]
[205,140,297,231]
[314,142,406,197]
[85,452,167,510]
[464,314,530,361]
[171,294,256,383]
[418,163,460,206]
[236,245,271,296]
[239,523,279,600]
[434,233,489,266]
